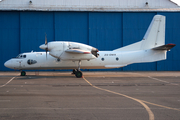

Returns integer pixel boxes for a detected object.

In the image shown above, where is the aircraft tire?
[21,71,26,76]
[75,71,83,78]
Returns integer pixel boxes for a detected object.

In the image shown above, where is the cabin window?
[27,59,37,65]
[101,58,104,61]
[116,57,119,61]
[16,54,22,58]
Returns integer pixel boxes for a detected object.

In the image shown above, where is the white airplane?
[4,15,175,78]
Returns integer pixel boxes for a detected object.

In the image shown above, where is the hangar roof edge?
[0,0,180,12]
[0,7,180,12]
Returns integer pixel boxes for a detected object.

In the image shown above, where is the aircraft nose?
[4,60,12,68]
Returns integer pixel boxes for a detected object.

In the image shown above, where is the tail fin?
[141,15,165,50]
[114,15,166,51]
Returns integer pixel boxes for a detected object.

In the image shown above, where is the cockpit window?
[16,54,21,58]
[16,54,26,58]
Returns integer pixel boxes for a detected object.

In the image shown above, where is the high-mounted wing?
[40,41,98,61]
[65,49,91,54]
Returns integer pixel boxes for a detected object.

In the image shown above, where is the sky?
[171,0,180,6]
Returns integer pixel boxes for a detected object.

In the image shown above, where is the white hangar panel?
[0,0,180,11]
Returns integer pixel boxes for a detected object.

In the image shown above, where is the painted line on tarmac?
[83,77,154,120]
[131,72,179,85]
[147,76,179,85]
[141,100,180,111]
[83,76,180,112]
[0,77,16,88]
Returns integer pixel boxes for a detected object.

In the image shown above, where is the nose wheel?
[20,71,26,76]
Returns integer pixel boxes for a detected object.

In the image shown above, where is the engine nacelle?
[40,41,98,61]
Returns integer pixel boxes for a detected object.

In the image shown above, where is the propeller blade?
[45,33,48,59]
[45,33,47,45]
[46,48,48,59]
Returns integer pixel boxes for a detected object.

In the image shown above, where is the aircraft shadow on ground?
[16,75,76,80]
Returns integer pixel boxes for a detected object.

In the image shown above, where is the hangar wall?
[0,12,180,71]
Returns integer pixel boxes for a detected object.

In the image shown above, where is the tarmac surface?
[0,71,180,120]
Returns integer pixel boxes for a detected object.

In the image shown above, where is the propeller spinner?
[39,34,48,59]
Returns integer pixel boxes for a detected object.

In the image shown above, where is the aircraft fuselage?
[4,49,166,70]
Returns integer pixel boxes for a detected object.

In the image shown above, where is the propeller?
[45,34,48,59]
[39,33,50,60]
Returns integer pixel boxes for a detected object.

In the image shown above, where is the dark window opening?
[27,59,37,65]
[116,57,119,61]
[16,54,26,59]
[101,58,104,61]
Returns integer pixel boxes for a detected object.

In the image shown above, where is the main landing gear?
[20,70,26,76]
[72,60,83,78]
[72,69,83,78]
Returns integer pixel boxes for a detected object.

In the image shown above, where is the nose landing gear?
[20,71,26,76]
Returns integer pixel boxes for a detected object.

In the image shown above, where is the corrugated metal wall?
[0,12,180,71]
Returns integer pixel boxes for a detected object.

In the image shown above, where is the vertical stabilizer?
[114,15,166,51]
[141,15,165,50]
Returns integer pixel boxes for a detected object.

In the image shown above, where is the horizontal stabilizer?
[152,44,176,50]
[65,49,91,54]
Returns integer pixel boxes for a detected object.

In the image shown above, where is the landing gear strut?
[72,60,83,78]
[20,71,26,76]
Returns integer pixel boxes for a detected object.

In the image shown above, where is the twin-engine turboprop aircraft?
[4,15,175,78]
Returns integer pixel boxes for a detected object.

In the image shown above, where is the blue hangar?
[0,0,180,71]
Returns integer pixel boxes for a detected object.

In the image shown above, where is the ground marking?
[130,72,179,85]
[141,100,180,111]
[147,76,178,85]
[0,76,17,88]
[83,77,154,120]
[83,76,180,112]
